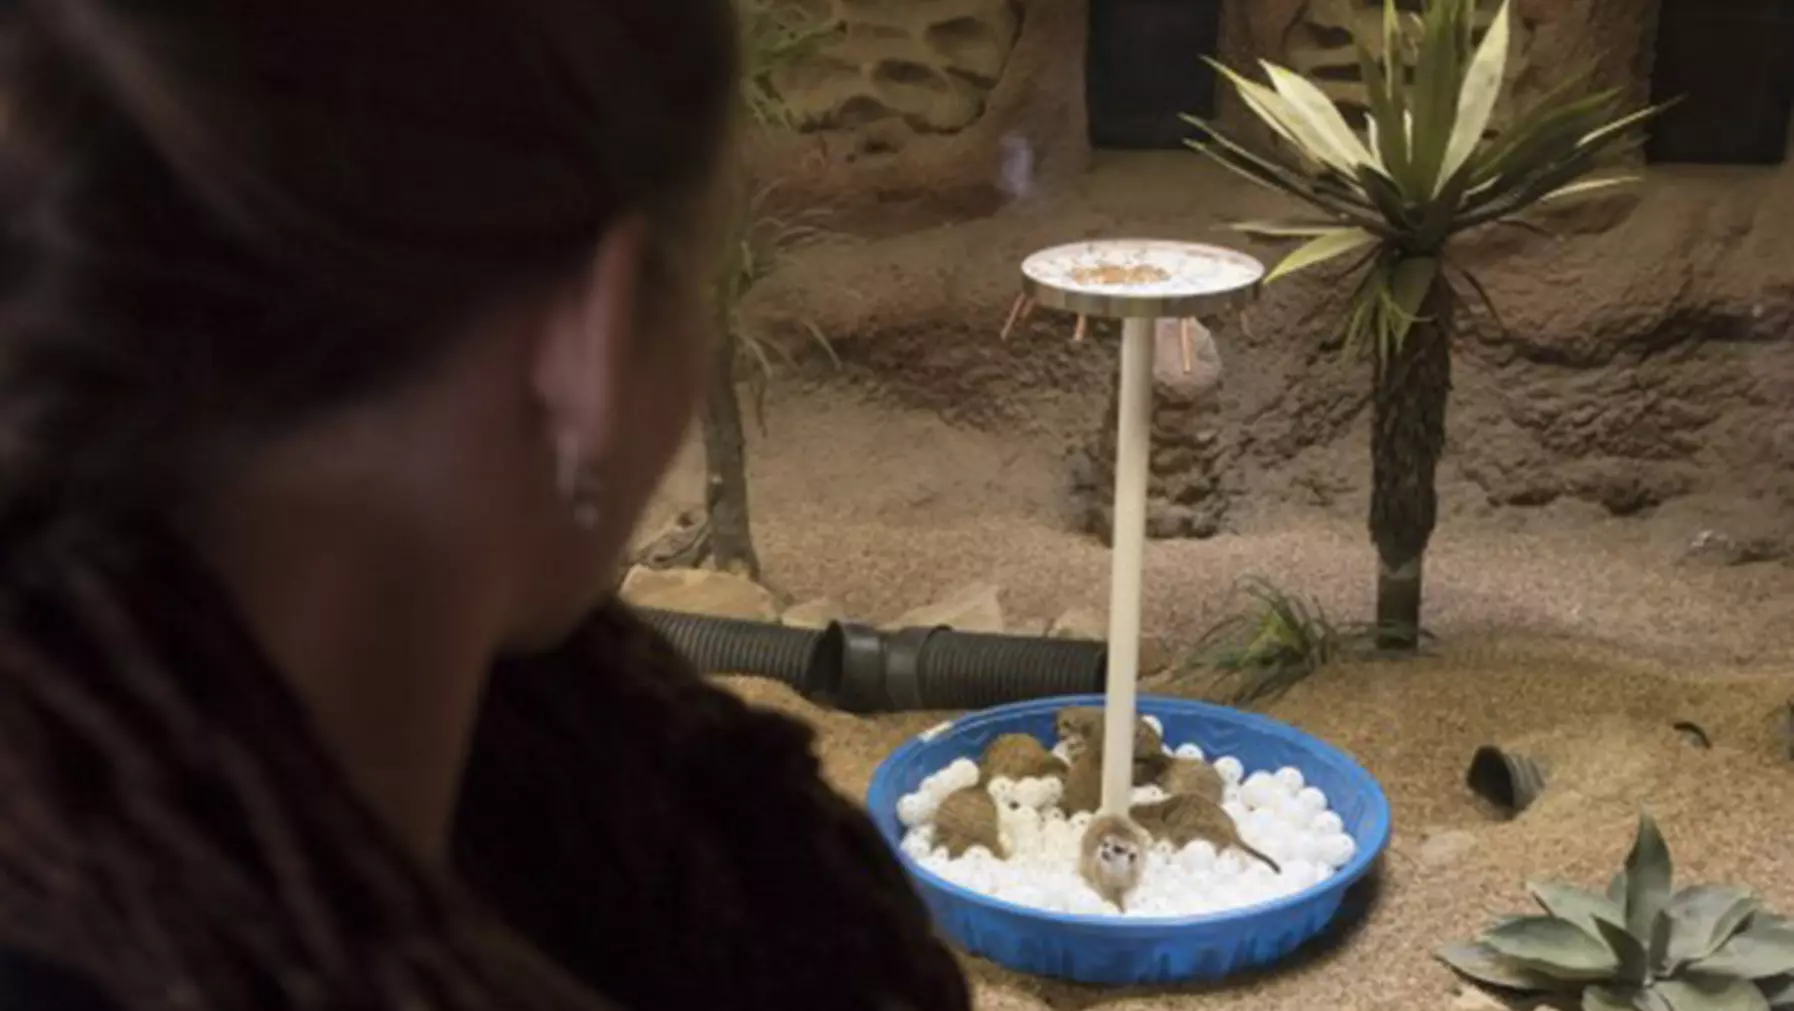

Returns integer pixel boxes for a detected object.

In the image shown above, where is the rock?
[628,507,709,569]
[1418,829,1480,869]
[1075,319,1231,543]
[782,596,848,630]
[775,0,1021,134]
[1682,528,1791,568]
[1047,606,1106,641]
[618,566,779,622]
[891,581,1005,633]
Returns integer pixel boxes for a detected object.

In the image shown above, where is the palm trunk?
[1369,279,1453,651]
[700,328,760,579]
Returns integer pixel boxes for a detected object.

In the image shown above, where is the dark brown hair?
[0,0,737,526]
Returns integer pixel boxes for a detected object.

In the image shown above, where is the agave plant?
[1438,813,1794,1010]
[1183,0,1664,649]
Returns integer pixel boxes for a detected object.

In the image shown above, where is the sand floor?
[649,385,1794,1011]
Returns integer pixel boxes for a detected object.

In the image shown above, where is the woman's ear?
[531,215,649,463]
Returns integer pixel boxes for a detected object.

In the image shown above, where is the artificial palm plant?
[1184,0,1662,648]
[693,0,836,578]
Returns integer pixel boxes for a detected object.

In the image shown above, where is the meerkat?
[1055,706,1164,764]
[1078,813,1149,911]
[1155,756,1225,805]
[1060,733,1170,815]
[933,786,1006,859]
[1060,748,1103,814]
[1131,794,1280,872]
[979,732,1066,782]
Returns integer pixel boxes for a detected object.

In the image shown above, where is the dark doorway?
[1086,0,1225,150]
[1646,0,1794,165]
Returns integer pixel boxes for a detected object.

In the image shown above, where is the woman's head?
[0,0,738,642]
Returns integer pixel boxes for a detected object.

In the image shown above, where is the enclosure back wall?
[749,0,1794,543]
[757,0,1666,206]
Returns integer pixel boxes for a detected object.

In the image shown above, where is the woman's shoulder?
[458,602,973,1011]
[0,948,122,1011]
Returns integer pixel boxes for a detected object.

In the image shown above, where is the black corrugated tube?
[634,609,843,701]
[634,608,1107,713]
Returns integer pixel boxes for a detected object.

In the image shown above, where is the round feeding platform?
[866,694,1390,986]
[1019,238,1264,319]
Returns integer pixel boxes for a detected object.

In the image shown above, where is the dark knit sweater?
[0,518,970,1011]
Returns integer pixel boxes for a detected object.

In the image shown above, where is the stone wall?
[750,0,1091,211]
[759,0,1660,215]
[778,0,1024,134]
[747,0,1794,553]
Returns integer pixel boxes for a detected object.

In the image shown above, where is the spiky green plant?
[1438,813,1794,1010]
[1187,577,1345,706]
[1183,0,1665,650]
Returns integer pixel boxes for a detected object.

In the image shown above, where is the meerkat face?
[1056,708,1098,758]
[1095,836,1142,880]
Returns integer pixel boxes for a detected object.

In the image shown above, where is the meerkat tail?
[1238,843,1281,874]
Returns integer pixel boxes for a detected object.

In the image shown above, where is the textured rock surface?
[781,595,849,628]
[777,0,1023,134]
[889,580,1007,632]
[617,566,781,621]
[744,0,1787,537]
[748,0,1089,220]
[1074,319,1232,541]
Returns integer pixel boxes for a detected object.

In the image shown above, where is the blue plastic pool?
[865,693,1391,986]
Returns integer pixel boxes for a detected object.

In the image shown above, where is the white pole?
[1099,315,1156,816]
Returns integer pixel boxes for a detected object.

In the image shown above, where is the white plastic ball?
[945,758,980,788]
[1274,766,1306,793]
[1002,804,1042,832]
[1243,808,1281,843]
[986,777,1018,805]
[1240,771,1280,809]
[1273,794,1314,829]
[1281,860,1322,891]
[900,831,933,860]
[1222,799,1250,824]
[1295,786,1329,814]
[1214,756,1245,784]
[1014,776,1061,810]
[1142,714,1164,737]
[896,793,931,827]
[1285,832,1322,866]
[1067,890,1110,916]
[1312,810,1345,835]
[1131,784,1167,805]
[1044,806,1066,823]
[1315,832,1357,869]
[1177,840,1218,872]
[1068,811,1093,832]
[1174,743,1205,761]
[1215,850,1246,877]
